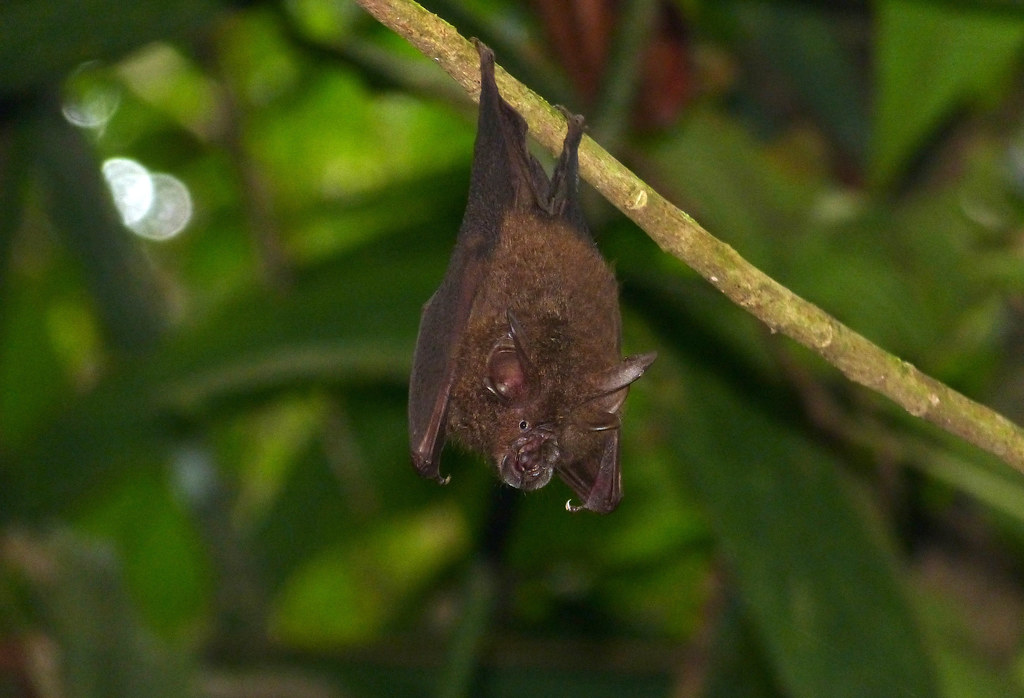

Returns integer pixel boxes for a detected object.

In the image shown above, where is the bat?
[408,41,656,513]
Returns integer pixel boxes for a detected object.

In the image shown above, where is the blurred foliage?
[2,0,1024,696]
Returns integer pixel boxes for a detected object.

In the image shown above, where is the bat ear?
[580,352,657,414]
[603,352,658,391]
[567,352,655,433]
[485,309,534,402]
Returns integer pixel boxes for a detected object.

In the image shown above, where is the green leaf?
[270,504,469,645]
[74,468,211,638]
[734,1,869,164]
[3,220,450,520]
[873,0,1024,188]
[0,282,73,449]
[703,598,782,698]
[0,0,226,95]
[36,107,167,354]
[0,115,32,300]
[5,531,197,698]
[672,356,940,697]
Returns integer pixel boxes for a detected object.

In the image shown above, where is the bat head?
[483,310,558,490]
[485,311,656,494]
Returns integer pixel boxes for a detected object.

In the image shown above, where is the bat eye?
[519,420,529,431]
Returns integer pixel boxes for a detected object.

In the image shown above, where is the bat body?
[408,42,655,513]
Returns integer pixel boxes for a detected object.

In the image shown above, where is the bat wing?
[557,432,623,514]
[409,42,541,481]
[408,249,487,481]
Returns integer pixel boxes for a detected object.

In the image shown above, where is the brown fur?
[447,213,620,467]
[407,42,654,512]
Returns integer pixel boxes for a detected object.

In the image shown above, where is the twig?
[353,0,1024,471]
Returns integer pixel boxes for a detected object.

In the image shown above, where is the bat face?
[482,312,558,491]
[408,41,655,513]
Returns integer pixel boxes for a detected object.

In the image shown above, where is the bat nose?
[499,433,558,491]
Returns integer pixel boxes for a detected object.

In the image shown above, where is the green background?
[3,0,1024,696]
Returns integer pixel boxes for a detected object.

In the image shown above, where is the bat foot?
[472,38,494,66]
[554,105,586,137]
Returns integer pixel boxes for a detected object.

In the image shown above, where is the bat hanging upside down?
[408,41,656,513]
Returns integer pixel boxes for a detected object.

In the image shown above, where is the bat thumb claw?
[437,473,451,486]
[565,499,584,513]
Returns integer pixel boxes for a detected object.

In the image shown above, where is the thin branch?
[353,0,1024,472]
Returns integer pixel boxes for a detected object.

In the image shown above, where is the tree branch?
[354,0,1024,471]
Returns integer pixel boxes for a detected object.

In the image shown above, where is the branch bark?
[354,0,1024,471]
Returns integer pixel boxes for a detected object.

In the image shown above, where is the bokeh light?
[101,157,192,241]
[61,61,121,131]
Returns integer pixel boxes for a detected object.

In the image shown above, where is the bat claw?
[554,105,585,131]
[565,498,584,513]
[438,473,451,486]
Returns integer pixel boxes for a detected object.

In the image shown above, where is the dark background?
[2,0,1024,696]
